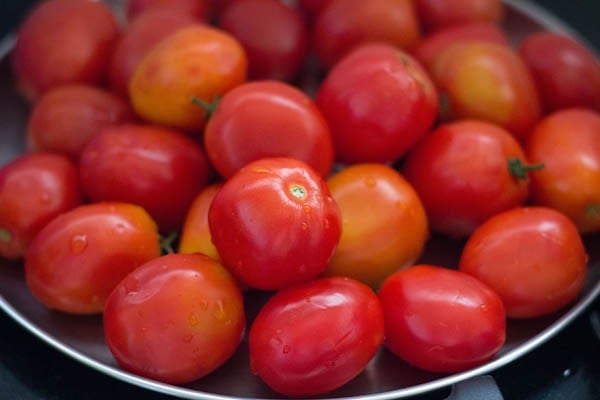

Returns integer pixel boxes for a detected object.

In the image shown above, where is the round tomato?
[126,0,209,21]
[0,153,82,260]
[204,80,334,179]
[249,276,384,396]
[459,206,588,319]
[325,163,428,288]
[208,157,341,290]
[104,253,245,384]
[25,202,161,314]
[415,0,504,32]
[379,264,506,373]
[316,43,438,164]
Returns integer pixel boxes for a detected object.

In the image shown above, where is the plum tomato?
[25,202,161,314]
[104,253,245,384]
[11,0,120,102]
[208,157,341,290]
[325,163,428,288]
[429,41,541,140]
[249,276,384,397]
[316,43,438,164]
[525,108,600,234]
[0,153,82,260]
[403,119,539,238]
[129,25,247,132]
[26,84,135,160]
[218,0,309,82]
[204,80,334,179]
[79,123,210,234]
[459,206,588,319]
[313,0,421,69]
[379,264,506,373]
[126,0,209,22]
[415,0,504,32]
[518,31,600,113]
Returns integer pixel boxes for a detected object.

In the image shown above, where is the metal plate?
[0,1,599,399]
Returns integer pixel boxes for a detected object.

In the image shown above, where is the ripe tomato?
[525,108,600,234]
[25,202,161,314]
[126,0,209,21]
[415,0,504,32]
[428,41,541,140]
[518,31,600,113]
[0,153,82,260]
[204,80,334,179]
[208,157,341,290]
[79,123,210,233]
[316,43,438,164]
[379,264,506,373]
[104,253,245,384]
[403,119,538,238]
[129,25,247,132]
[325,163,428,288]
[459,206,588,319]
[249,276,384,396]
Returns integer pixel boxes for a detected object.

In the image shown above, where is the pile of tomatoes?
[1,0,600,397]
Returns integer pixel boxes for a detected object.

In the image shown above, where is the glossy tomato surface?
[126,0,208,21]
[415,0,504,32]
[249,276,384,396]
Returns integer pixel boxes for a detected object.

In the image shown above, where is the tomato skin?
[126,0,209,22]
[316,43,438,164]
[379,264,506,373]
[0,153,82,260]
[25,202,161,314]
[208,157,341,290]
[79,123,210,233]
[403,120,531,238]
[249,276,384,396]
[415,0,504,32]
[325,163,429,288]
[459,207,588,319]
[204,80,334,179]
[104,253,245,384]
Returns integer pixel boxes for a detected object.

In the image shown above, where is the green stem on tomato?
[191,96,221,121]
[0,228,10,243]
[160,232,178,255]
[507,157,544,180]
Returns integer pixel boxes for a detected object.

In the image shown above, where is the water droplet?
[188,313,200,327]
[70,234,88,254]
[325,359,337,369]
[364,177,376,188]
[301,222,308,231]
[213,300,226,320]
[199,299,209,310]
[303,204,312,214]
[40,191,51,204]
[282,345,291,354]
[183,334,194,343]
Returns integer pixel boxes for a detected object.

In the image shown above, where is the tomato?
[379,264,506,373]
[525,108,600,234]
[79,123,210,233]
[403,119,537,238]
[325,163,429,288]
[297,0,334,18]
[26,84,135,160]
[0,153,82,260]
[316,43,438,164]
[208,157,341,290]
[518,31,600,113]
[204,80,334,179]
[249,276,384,396]
[25,202,161,314]
[415,0,504,32]
[313,0,421,69]
[459,207,588,319]
[429,41,541,140]
[129,25,247,132]
[11,0,120,102]
[218,0,309,81]
[104,253,245,384]
[126,0,209,21]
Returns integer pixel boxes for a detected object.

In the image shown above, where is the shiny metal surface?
[0,1,599,399]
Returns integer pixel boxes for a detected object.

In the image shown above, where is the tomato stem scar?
[0,229,10,243]
[507,157,544,180]
[191,96,221,120]
[289,184,307,200]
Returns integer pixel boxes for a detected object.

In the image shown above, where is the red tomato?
[403,120,537,238]
[313,0,421,69]
[325,163,429,288]
[379,264,506,373]
[204,80,334,179]
[25,202,161,314]
[519,31,600,113]
[249,276,384,396]
[208,157,341,290]
[126,0,208,21]
[297,0,334,17]
[104,253,245,384]
[526,108,600,234]
[316,43,438,164]
[459,206,588,319]
[219,0,309,81]
[415,0,504,32]
[11,0,120,102]
[0,153,82,260]
[79,124,210,233]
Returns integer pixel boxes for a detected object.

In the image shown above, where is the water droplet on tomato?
[301,222,308,231]
[188,313,200,327]
[70,234,88,254]
[303,204,312,214]
[183,334,194,343]
[282,345,291,354]
[364,177,376,188]
[213,300,226,320]
[40,191,51,204]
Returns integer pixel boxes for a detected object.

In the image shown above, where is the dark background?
[1,1,599,400]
